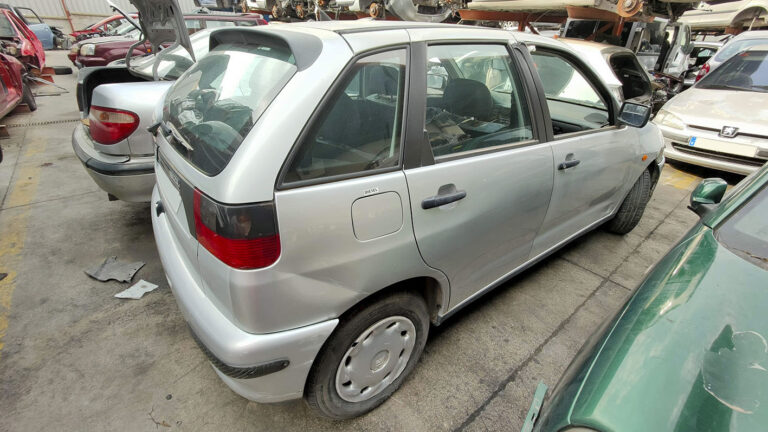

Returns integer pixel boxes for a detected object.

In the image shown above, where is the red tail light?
[88,105,140,145]
[695,62,710,83]
[193,189,280,270]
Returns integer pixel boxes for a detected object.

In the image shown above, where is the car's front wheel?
[606,169,651,234]
[305,291,429,419]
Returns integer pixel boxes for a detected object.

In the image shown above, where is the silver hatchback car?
[151,21,664,419]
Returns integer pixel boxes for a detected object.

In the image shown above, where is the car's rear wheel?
[21,83,37,112]
[305,291,429,419]
[606,169,651,234]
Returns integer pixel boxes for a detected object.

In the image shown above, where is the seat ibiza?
[151,21,664,419]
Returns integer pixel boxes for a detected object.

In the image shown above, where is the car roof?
[285,20,461,33]
[731,29,768,41]
[693,40,723,48]
[184,13,263,20]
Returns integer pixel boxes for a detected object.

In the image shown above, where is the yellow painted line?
[0,136,45,359]
[661,166,699,191]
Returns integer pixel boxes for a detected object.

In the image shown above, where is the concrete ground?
[0,51,746,432]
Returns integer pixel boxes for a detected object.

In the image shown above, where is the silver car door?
[404,43,554,310]
[527,47,636,257]
[273,48,448,321]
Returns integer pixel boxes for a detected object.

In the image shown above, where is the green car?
[532,163,768,432]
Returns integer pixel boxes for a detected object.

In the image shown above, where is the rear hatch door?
[124,0,195,68]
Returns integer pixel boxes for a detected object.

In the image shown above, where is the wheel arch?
[343,276,447,325]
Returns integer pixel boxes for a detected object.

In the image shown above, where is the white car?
[655,45,768,175]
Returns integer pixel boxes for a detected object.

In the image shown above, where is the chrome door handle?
[422,190,467,209]
[558,159,581,170]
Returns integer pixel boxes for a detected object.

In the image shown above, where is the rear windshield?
[131,30,210,81]
[714,38,768,62]
[163,42,296,176]
[697,50,768,93]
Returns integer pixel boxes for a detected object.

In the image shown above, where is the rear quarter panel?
[91,81,173,156]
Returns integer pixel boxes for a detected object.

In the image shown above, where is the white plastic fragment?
[114,279,159,300]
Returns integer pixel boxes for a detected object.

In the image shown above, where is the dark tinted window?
[564,20,631,46]
[425,44,533,157]
[716,184,768,270]
[283,49,407,184]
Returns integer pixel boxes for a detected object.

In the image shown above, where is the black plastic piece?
[189,328,290,380]
[422,190,467,209]
[512,43,552,143]
[404,41,430,169]
[72,138,155,177]
[155,200,164,216]
[558,160,581,170]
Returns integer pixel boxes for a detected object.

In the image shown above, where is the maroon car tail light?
[89,106,140,145]
[193,189,280,270]
[695,62,710,83]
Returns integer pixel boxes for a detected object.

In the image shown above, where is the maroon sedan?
[68,13,267,68]
[70,14,138,42]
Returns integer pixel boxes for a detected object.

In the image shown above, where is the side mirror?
[689,178,727,217]
[427,74,447,90]
[618,101,651,128]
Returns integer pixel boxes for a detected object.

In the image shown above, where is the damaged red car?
[0,45,36,163]
[0,7,44,70]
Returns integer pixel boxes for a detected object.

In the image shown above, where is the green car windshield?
[715,184,768,270]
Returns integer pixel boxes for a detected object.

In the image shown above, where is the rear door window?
[283,49,407,184]
[164,42,297,176]
[424,44,533,158]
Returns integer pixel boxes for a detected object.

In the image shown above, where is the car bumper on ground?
[72,123,155,202]
[151,185,338,403]
[657,124,768,175]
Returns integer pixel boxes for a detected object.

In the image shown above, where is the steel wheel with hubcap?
[305,292,429,419]
[335,316,416,402]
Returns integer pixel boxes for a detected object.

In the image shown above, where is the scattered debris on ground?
[114,280,158,300]
[85,256,145,283]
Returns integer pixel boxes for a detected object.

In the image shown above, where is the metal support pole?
[59,0,75,33]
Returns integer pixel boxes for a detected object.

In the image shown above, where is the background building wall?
[4,0,242,33]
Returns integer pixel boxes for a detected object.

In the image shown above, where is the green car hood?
[566,225,768,432]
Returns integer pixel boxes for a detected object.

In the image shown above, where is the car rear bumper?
[72,123,155,202]
[658,125,767,175]
[151,186,338,403]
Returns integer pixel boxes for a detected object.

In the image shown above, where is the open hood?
[110,0,194,73]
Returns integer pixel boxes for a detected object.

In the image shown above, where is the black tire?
[52,66,73,75]
[606,169,651,235]
[305,291,430,419]
[21,83,37,112]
